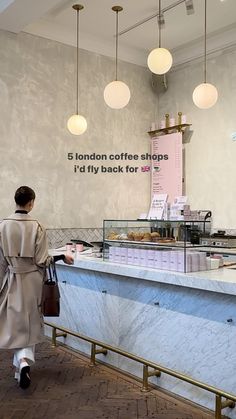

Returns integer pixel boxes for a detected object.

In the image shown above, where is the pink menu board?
[151,132,182,204]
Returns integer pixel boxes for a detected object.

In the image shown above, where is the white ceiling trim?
[172,23,236,68]
[24,19,146,67]
[0,0,65,33]
[24,19,236,71]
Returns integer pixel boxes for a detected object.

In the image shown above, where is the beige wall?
[1,29,236,230]
[0,30,156,228]
[158,48,236,229]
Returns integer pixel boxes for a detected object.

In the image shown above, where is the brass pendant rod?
[112,6,123,81]
[159,0,161,48]
[72,4,84,115]
[115,9,118,81]
[76,8,79,114]
[204,0,207,83]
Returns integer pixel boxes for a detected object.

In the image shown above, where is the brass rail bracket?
[215,395,235,419]
[51,327,67,347]
[90,343,108,366]
[141,365,161,392]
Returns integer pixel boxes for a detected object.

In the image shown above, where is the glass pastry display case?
[103,219,212,273]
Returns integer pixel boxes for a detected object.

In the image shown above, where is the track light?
[185,0,194,15]
[158,12,165,28]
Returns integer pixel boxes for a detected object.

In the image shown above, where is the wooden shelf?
[147,123,192,137]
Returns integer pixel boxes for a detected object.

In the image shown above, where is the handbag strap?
[52,261,58,283]
[46,260,58,283]
[47,264,53,281]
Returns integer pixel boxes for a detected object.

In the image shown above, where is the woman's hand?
[64,254,74,265]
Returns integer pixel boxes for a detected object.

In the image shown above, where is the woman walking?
[0,186,73,389]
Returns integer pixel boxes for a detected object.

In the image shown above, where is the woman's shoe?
[19,361,31,389]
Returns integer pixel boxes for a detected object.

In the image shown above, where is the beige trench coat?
[0,213,51,349]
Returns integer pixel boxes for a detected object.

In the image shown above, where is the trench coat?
[0,213,51,349]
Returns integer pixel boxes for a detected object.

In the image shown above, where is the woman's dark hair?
[14,186,36,206]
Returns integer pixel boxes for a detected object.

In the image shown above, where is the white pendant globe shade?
[147,47,173,75]
[192,83,218,109]
[67,114,87,135]
[104,80,130,109]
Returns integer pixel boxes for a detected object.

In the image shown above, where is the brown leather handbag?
[42,261,60,317]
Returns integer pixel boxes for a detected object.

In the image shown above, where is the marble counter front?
[46,252,236,417]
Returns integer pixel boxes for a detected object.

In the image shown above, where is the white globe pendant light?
[147,47,173,75]
[104,80,130,110]
[192,83,218,109]
[67,114,87,135]
[147,0,173,75]
[192,0,218,109]
[67,4,87,135]
[104,6,130,109]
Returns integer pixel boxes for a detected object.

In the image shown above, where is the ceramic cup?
[76,244,84,252]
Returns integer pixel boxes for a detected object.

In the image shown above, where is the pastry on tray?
[127,232,135,241]
[107,231,120,240]
[141,233,152,241]
[155,237,176,243]
[107,230,175,243]
[133,232,144,241]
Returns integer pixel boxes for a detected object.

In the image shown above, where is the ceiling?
[0,0,236,66]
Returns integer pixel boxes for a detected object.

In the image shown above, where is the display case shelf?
[105,238,205,249]
[103,219,211,273]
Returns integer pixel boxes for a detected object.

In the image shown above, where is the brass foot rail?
[45,321,236,419]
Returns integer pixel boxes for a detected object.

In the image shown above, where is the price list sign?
[151,132,182,204]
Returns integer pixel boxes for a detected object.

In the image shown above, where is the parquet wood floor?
[0,340,216,419]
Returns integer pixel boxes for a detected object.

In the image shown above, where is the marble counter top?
[51,249,236,296]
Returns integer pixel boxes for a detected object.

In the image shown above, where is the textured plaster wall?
[158,48,236,229]
[1,29,235,230]
[0,30,156,228]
